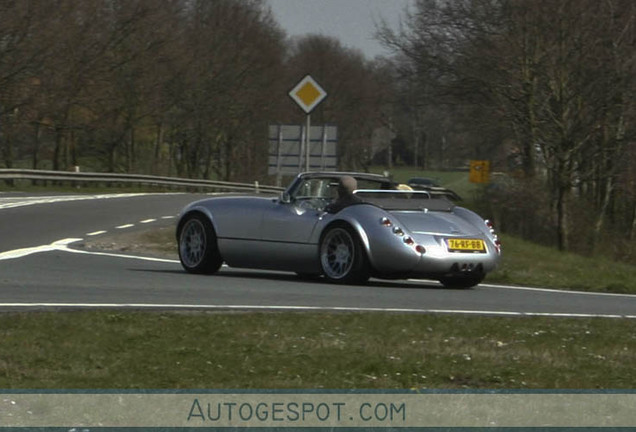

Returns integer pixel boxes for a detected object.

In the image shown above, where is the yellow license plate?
[446,238,486,252]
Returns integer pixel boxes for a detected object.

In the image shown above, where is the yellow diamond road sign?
[289,75,327,114]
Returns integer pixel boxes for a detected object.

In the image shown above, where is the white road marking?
[0,193,169,210]
[0,237,177,263]
[0,211,175,261]
[479,282,636,298]
[62,246,179,263]
[0,302,633,319]
[0,238,83,261]
[406,280,636,298]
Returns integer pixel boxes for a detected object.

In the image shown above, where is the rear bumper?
[369,236,500,280]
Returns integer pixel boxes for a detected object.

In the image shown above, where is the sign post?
[289,75,327,172]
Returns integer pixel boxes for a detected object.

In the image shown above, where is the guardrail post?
[254,181,259,193]
[74,166,81,189]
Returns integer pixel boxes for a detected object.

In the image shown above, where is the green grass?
[487,234,636,293]
[1,311,635,389]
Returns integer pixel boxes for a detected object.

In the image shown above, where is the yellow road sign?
[289,75,327,114]
[469,160,490,183]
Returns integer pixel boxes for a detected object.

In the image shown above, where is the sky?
[267,0,414,59]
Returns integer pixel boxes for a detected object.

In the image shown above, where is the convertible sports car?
[176,172,501,288]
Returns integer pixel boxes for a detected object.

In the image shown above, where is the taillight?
[382,218,425,254]
[485,219,495,232]
[485,219,501,253]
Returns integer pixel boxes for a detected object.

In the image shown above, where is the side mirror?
[280,192,292,204]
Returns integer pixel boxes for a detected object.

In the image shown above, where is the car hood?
[390,210,482,236]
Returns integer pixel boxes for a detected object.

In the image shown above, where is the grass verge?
[488,235,636,293]
[1,311,635,389]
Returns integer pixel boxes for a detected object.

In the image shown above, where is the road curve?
[0,192,206,252]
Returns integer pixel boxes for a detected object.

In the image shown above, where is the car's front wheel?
[178,213,223,274]
[319,224,369,284]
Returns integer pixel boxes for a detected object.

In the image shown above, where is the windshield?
[284,174,451,212]
[288,176,393,201]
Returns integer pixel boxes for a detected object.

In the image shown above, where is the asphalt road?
[1,191,636,318]
[0,192,203,251]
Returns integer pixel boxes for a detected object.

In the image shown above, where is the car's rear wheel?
[320,225,369,284]
[439,275,483,289]
[178,213,223,274]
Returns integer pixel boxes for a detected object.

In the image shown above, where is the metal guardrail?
[0,169,285,194]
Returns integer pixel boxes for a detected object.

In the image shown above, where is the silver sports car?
[176,172,501,288]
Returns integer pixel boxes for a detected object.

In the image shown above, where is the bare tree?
[166,0,286,180]
[0,0,52,171]
[380,0,636,252]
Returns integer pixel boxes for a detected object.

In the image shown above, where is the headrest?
[338,175,357,195]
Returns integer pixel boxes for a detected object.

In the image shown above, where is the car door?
[260,177,335,244]
[260,200,323,244]
[252,178,334,272]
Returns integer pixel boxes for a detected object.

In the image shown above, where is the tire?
[319,224,370,284]
[439,275,484,289]
[178,213,223,274]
